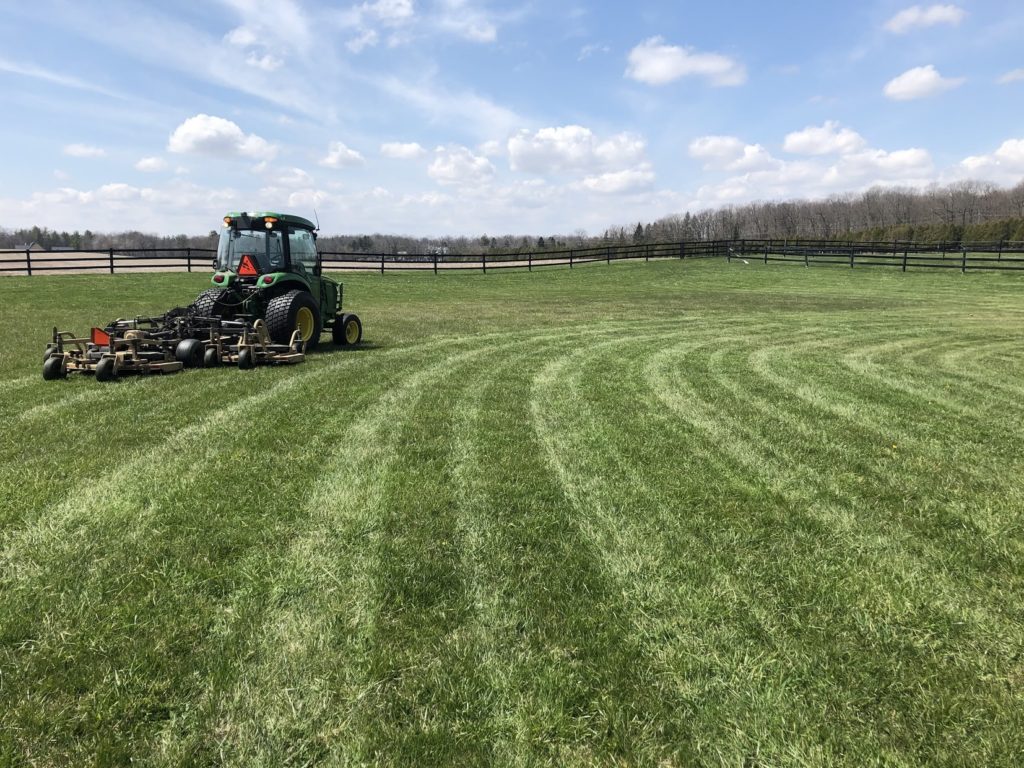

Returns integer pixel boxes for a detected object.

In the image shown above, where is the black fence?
[0,240,724,276]
[727,239,1024,272]
[3,238,1024,276]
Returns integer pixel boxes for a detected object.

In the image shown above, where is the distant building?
[14,242,45,251]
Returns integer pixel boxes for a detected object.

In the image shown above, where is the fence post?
[433,251,438,275]
[482,253,487,274]
[186,247,192,273]
[569,249,574,269]
[961,248,967,274]
[606,246,611,265]
[380,253,385,274]
[25,248,32,276]
[998,240,1003,262]
[528,251,532,272]
[109,247,115,275]
[764,244,768,264]
[902,248,908,272]
[645,244,650,262]
[849,246,855,269]
[804,247,809,267]
[679,242,685,259]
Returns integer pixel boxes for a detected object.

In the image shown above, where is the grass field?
[1,260,1023,766]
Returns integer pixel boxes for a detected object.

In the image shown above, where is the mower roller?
[43,211,362,381]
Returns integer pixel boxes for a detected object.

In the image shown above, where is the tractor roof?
[224,211,317,230]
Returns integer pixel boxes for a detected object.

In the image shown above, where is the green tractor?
[195,211,361,348]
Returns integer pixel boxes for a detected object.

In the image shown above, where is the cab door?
[288,225,319,301]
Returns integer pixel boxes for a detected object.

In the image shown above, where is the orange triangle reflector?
[91,327,111,346]
[238,253,259,276]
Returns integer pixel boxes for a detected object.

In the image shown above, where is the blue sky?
[1,0,1023,236]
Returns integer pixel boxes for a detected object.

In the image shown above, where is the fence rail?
[3,238,1024,276]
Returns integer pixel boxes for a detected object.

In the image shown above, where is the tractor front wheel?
[332,313,362,346]
[266,290,321,348]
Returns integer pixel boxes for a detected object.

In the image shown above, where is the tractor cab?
[216,212,317,279]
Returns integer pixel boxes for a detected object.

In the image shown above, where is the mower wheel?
[43,344,57,363]
[175,338,204,368]
[203,347,220,368]
[332,313,362,346]
[266,290,321,348]
[95,357,117,382]
[238,347,256,370]
[42,356,66,380]
[192,288,225,317]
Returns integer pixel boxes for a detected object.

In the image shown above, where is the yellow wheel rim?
[345,319,359,344]
[296,307,315,341]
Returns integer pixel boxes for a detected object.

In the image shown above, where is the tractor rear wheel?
[266,290,321,348]
[332,313,362,346]
[191,288,226,317]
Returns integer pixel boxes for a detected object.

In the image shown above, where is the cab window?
[289,229,318,272]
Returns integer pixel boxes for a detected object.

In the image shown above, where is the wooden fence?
[2,238,1024,276]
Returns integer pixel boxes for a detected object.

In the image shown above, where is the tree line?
[4,180,1024,253]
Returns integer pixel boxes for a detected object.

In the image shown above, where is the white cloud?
[168,114,277,159]
[320,141,365,168]
[959,139,1024,183]
[380,141,426,159]
[689,136,745,163]
[884,4,966,34]
[508,125,646,174]
[578,44,610,62]
[436,0,497,42]
[998,69,1024,84]
[478,140,503,157]
[577,164,656,194]
[783,121,866,155]
[346,29,379,52]
[135,156,168,172]
[884,65,965,100]
[625,36,746,87]
[428,145,494,186]
[246,52,283,71]
[824,148,934,184]
[689,136,778,172]
[224,27,258,47]
[353,0,415,24]
[63,143,106,158]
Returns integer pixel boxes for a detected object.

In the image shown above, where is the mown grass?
[1,259,1023,766]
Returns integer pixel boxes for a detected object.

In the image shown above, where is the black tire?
[42,356,65,380]
[43,344,57,363]
[332,313,362,346]
[238,347,256,370]
[175,338,204,368]
[265,290,321,348]
[95,357,116,382]
[203,347,220,367]
[191,288,226,318]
